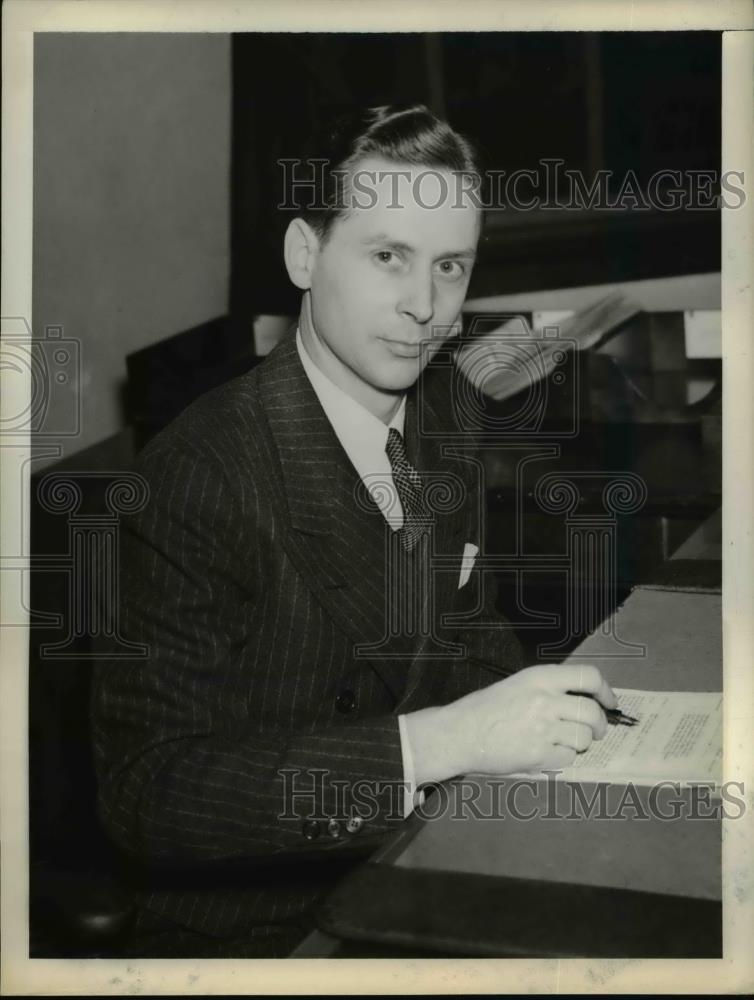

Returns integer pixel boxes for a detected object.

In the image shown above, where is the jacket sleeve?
[91,436,410,868]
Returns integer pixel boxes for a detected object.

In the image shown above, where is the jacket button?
[327,818,341,839]
[302,820,321,841]
[346,815,363,834]
[335,689,356,714]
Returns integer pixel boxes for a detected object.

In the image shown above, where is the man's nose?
[399,270,435,326]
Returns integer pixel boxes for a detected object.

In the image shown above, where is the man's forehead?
[338,156,481,245]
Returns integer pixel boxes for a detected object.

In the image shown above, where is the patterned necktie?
[385,427,429,551]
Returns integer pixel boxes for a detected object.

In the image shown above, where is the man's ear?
[284,218,320,290]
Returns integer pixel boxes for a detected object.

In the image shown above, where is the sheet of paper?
[562,688,723,786]
[457,289,641,401]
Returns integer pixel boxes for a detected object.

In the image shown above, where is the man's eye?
[436,260,466,279]
[375,250,399,266]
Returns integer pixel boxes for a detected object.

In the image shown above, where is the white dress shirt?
[296,329,423,818]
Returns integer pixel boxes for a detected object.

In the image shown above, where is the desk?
[300,518,722,958]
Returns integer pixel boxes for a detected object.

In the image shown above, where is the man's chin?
[375,359,429,392]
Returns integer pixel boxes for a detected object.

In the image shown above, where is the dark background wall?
[230,31,721,325]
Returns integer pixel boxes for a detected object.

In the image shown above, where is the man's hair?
[298,103,483,245]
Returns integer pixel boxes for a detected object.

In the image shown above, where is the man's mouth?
[381,338,426,359]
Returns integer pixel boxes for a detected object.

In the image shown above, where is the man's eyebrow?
[360,234,413,251]
[438,248,478,260]
[360,233,477,259]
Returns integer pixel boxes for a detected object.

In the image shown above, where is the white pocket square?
[458,543,479,589]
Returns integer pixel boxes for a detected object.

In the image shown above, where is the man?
[92,104,616,957]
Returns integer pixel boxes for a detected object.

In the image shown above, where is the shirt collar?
[295,327,406,524]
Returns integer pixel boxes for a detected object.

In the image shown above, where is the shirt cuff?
[398,713,426,819]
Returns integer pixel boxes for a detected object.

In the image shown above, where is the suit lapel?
[258,332,468,702]
[258,332,412,698]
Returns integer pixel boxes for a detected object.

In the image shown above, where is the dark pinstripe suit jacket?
[91,330,523,949]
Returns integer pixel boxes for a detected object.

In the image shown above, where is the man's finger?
[555,693,608,739]
[553,720,594,754]
[542,663,618,709]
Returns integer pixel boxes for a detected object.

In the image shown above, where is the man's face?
[303,156,480,413]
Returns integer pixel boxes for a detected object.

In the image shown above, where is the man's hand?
[405,664,618,787]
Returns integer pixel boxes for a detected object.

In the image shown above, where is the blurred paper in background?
[457,290,641,401]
